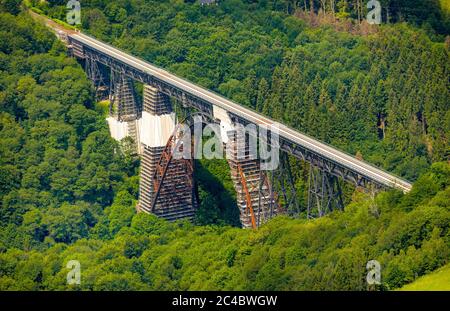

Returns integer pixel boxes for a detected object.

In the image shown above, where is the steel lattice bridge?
[37,13,412,228]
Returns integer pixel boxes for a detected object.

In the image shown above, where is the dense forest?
[0,0,449,290]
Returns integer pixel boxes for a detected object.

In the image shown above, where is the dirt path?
[28,10,79,36]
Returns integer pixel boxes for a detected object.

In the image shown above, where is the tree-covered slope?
[0,11,138,250]
[1,161,448,290]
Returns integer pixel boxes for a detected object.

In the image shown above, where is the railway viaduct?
[37,15,412,229]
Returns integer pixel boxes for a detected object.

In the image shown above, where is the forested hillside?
[2,152,449,289]
[0,1,448,291]
[0,11,139,249]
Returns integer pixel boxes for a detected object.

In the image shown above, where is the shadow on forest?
[194,159,241,227]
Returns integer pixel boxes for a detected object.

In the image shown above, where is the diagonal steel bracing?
[307,165,344,219]
[150,122,197,215]
[65,32,412,193]
[109,69,140,121]
[84,54,109,99]
[226,129,279,228]
[267,152,300,216]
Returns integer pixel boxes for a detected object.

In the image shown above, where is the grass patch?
[96,100,110,117]
[398,264,450,291]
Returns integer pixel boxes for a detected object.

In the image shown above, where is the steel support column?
[226,128,279,228]
[307,166,344,218]
[107,69,140,153]
[85,56,108,99]
[138,85,197,221]
[109,69,140,121]
[150,123,198,217]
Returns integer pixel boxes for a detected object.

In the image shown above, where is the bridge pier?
[137,85,197,221]
[307,166,343,218]
[106,70,141,154]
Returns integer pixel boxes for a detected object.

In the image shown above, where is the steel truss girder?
[77,45,214,117]
[228,114,385,193]
[168,113,279,228]
[278,139,385,192]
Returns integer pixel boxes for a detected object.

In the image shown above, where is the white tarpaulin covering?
[107,117,130,141]
[139,111,176,148]
[213,105,233,144]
